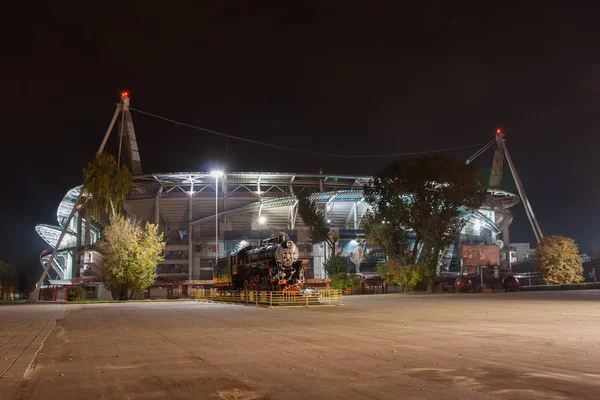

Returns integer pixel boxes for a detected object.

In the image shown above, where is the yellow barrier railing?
[195,289,343,308]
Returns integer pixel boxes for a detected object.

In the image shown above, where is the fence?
[195,289,343,308]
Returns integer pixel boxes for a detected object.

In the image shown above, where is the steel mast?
[28,93,129,302]
[494,131,543,243]
[466,129,544,244]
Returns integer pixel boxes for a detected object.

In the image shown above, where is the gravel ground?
[5,291,600,399]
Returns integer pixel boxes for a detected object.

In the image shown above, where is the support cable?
[129,107,484,159]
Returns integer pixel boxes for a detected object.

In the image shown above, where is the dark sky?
[2,1,600,271]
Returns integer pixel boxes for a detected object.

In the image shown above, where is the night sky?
[3,1,599,272]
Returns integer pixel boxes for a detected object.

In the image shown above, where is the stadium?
[35,95,520,299]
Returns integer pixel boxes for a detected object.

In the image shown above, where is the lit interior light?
[327,219,331,223]
[259,216,266,224]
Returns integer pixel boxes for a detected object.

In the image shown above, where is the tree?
[364,154,487,291]
[82,152,132,218]
[364,215,409,264]
[98,215,165,299]
[296,190,338,256]
[0,260,17,300]
[323,255,347,276]
[377,259,427,292]
[15,263,36,300]
[533,235,583,284]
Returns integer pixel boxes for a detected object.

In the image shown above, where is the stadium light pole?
[210,170,224,266]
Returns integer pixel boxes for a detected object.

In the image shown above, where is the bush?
[323,255,347,277]
[377,259,402,286]
[330,272,360,290]
[377,259,426,291]
[67,286,86,302]
[533,235,583,284]
[399,264,427,291]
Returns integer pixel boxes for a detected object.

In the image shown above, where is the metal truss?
[40,248,73,280]
[35,224,77,249]
[57,186,81,226]
[189,189,501,234]
[129,172,373,199]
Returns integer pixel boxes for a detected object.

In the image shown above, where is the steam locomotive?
[213,232,305,292]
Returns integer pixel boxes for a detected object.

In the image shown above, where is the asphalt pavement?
[3,291,600,399]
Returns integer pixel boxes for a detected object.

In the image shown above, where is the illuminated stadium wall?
[35,95,520,290]
[36,172,519,285]
[35,186,103,281]
[120,172,519,285]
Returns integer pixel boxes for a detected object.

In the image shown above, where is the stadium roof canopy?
[128,172,519,207]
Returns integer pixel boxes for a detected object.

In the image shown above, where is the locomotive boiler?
[213,232,305,292]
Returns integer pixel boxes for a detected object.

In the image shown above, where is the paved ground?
[3,291,600,399]
[0,303,66,397]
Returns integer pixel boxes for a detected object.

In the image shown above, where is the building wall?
[511,243,532,264]
[123,183,511,284]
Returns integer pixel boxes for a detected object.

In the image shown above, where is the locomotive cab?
[214,232,305,292]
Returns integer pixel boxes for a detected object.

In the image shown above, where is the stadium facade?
[35,96,520,298]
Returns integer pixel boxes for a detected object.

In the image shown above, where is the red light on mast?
[496,128,502,135]
[121,91,129,98]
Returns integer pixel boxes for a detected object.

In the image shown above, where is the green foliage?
[415,247,439,280]
[296,191,337,249]
[364,215,408,263]
[98,215,165,300]
[534,235,583,284]
[323,255,347,277]
[0,260,17,300]
[67,286,87,302]
[377,259,402,286]
[82,152,132,218]
[0,261,36,299]
[399,264,427,291]
[377,260,426,291]
[330,272,360,290]
[364,154,487,283]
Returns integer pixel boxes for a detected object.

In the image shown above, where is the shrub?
[330,272,360,290]
[67,286,86,302]
[377,259,426,291]
[533,235,583,284]
[323,255,347,277]
[399,264,427,291]
[377,259,402,286]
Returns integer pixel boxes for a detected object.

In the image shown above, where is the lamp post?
[210,170,224,266]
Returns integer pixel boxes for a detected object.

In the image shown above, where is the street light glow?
[211,170,224,266]
[259,216,266,224]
